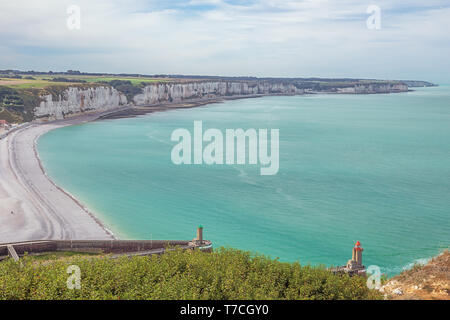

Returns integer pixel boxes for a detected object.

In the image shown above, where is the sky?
[1,0,449,83]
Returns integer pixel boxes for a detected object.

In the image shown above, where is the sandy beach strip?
[0,96,269,244]
[0,114,119,243]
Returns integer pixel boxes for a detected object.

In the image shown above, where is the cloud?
[0,0,449,82]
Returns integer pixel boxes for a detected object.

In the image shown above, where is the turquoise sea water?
[38,86,450,275]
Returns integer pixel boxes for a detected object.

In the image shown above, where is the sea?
[38,85,450,275]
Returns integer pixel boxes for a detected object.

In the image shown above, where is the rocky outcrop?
[35,86,128,120]
[381,251,449,300]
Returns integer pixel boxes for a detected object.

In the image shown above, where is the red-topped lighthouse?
[347,240,365,272]
[331,241,366,275]
[353,241,363,266]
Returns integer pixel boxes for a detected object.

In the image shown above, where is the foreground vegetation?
[0,247,381,300]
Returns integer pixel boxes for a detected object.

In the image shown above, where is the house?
[0,119,8,128]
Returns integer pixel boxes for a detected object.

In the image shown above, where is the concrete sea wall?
[0,239,213,260]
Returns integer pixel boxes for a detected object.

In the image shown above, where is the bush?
[101,80,143,101]
[0,248,382,300]
[50,77,87,83]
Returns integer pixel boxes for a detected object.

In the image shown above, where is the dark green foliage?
[0,86,39,122]
[0,248,381,300]
[0,74,22,79]
[0,108,21,123]
[100,80,143,101]
[0,86,17,99]
[50,77,87,83]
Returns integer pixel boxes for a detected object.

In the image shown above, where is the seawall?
[0,239,213,261]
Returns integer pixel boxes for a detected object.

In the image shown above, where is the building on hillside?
[331,241,366,276]
[0,119,8,129]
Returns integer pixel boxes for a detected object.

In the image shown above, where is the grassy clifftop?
[0,247,381,300]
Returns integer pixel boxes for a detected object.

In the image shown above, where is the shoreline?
[96,94,274,120]
[0,95,267,243]
[96,90,417,121]
[0,89,434,247]
[31,124,117,240]
[0,113,122,242]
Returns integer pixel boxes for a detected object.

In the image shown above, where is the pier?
[0,227,212,261]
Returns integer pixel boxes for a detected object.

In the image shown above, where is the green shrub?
[0,247,381,300]
[99,80,143,101]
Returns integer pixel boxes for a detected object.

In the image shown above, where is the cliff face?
[35,86,128,120]
[354,83,408,94]
[33,80,408,120]
[132,81,303,105]
[401,80,436,88]
[336,83,408,94]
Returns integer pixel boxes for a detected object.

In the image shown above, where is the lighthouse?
[345,240,365,274]
[196,225,203,244]
[353,241,363,266]
[331,241,366,276]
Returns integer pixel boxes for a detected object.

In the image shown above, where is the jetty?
[0,226,212,262]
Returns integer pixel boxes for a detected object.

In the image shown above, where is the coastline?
[0,89,441,254]
[32,123,117,240]
[0,112,121,243]
[0,96,265,243]
[97,94,272,120]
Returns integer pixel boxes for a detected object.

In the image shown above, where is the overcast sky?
[1,0,449,83]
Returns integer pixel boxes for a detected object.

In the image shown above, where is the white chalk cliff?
[34,81,408,120]
[36,86,128,120]
[340,83,408,94]
[132,81,303,105]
